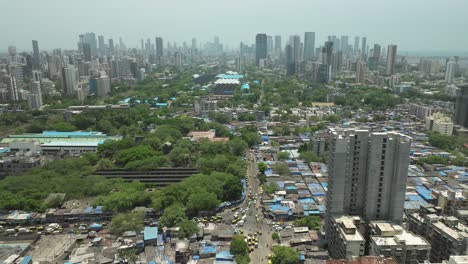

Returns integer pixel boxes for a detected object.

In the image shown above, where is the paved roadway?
[217,150,273,263]
[242,151,273,263]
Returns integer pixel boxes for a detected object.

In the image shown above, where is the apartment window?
[381,155,385,160]
[378,188,382,192]
[382,144,386,149]
[380,166,384,171]
[382,149,386,155]
[378,199,381,203]
[381,161,385,166]
[380,171,384,176]
[383,138,387,143]
[379,183,383,187]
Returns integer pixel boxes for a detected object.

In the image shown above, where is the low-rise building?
[369,222,430,264]
[426,113,454,136]
[326,215,365,259]
[407,212,468,262]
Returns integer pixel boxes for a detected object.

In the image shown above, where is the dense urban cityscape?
[1,2,468,264]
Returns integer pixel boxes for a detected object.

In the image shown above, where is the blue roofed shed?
[144,226,158,245]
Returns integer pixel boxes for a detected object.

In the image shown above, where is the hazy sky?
[2,0,468,53]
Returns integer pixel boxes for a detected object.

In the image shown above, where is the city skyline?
[2,0,468,53]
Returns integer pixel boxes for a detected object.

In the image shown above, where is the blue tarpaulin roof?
[20,256,32,264]
[144,226,158,241]
[217,251,234,260]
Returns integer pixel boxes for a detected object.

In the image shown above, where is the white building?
[446,61,457,84]
[426,112,454,136]
[96,75,111,98]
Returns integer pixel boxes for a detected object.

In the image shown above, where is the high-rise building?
[291,35,301,62]
[322,41,333,66]
[455,85,468,128]
[304,32,316,61]
[2,75,18,101]
[274,35,282,58]
[191,38,197,50]
[98,35,105,55]
[354,36,360,54]
[386,45,398,75]
[340,35,349,53]
[326,128,411,223]
[445,61,456,83]
[361,37,367,56]
[82,43,92,62]
[96,75,111,98]
[285,44,295,76]
[32,40,40,70]
[108,39,114,53]
[27,81,43,110]
[156,37,164,62]
[255,33,267,66]
[356,61,367,83]
[61,65,78,96]
[266,36,273,56]
[373,44,381,59]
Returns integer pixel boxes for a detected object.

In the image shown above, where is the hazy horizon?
[2,0,468,54]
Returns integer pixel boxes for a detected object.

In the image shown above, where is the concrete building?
[61,65,79,96]
[407,213,468,262]
[327,215,365,259]
[409,103,438,120]
[304,32,316,61]
[369,222,430,264]
[326,128,411,223]
[255,34,267,66]
[446,61,457,83]
[455,86,468,128]
[426,113,454,136]
[96,75,111,98]
[386,45,397,76]
[356,61,367,84]
[27,81,42,110]
[2,74,18,101]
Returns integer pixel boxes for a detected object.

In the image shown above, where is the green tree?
[110,212,144,236]
[230,235,249,255]
[265,182,280,194]
[258,162,267,174]
[272,232,280,242]
[186,191,219,214]
[177,220,199,239]
[272,163,290,176]
[235,255,250,264]
[278,151,290,160]
[228,137,248,156]
[159,203,187,227]
[294,216,321,230]
[299,151,320,163]
[271,246,300,264]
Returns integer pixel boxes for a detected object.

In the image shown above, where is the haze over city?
[1,1,468,264]
[2,0,468,53]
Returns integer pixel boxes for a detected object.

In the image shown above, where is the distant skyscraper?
[326,128,411,223]
[386,45,398,75]
[356,61,367,83]
[373,44,381,59]
[340,35,348,53]
[191,38,197,50]
[354,36,360,54]
[322,41,333,66]
[274,35,282,57]
[2,75,18,101]
[267,36,273,56]
[61,65,78,96]
[27,81,43,110]
[361,37,367,56]
[156,37,164,60]
[445,61,456,83]
[96,75,111,98]
[98,35,105,55]
[82,43,92,62]
[108,39,114,53]
[32,40,40,70]
[285,44,295,76]
[255,33,267,66]
[304,32,316,61]
[455,85,468,128]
